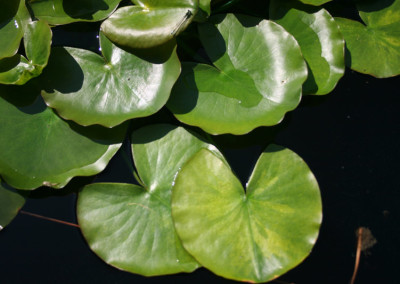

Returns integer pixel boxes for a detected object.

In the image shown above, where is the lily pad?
[167,14,308,135]
[28,0,121,25]
[41,33,180,127]
[0,0,24,60]
[172,145,322,283]
[270,0,345,95]
[101,0,198,49]
[335,0,400,77]
[77,124,224,275]
[0,81,127,190]
[0,179,25,230]
[0,20,52,85]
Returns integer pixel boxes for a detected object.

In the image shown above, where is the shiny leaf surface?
[270,0,344,95]
[0,82,126,190]
[41,33,180,127]
[101,0,198,49]
[0,0,23,60]
[0,20,52,85]
[77,124,223,276]
[335,0,400,77]
[172,145,322,282]
[28,0,121,25]
[167,14,308,135]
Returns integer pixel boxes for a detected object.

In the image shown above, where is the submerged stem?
[20,210,79,228]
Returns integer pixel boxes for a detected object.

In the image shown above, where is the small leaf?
[101,0,198,49]
[77,124,223,276]
[0,81,127,190]
[28,0,121,25]
[172,145,322,283]
[335,0,400,77]
[270,0,345,95]
[0,179,25,230]
[0,0,23,60]
[41,33,180,127]
[167,14,308,135]
[0,20,52,85]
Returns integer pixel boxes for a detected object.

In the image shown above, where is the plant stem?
[350,227,363,284]
[20,210,80,228]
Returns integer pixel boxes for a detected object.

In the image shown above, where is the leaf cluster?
[0,0,399,282]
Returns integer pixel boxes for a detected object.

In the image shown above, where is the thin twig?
[20,210,79,228]
[350,227,363,284]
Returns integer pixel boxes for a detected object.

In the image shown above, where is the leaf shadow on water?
[63,0,110,20]
[40,47,84,94]
[0,1,20,24]
[355,0,395,13]
[0,79,45,113]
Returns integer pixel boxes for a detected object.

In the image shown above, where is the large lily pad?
[167,14,308,135]
[335,0,400,77]
[77,124,224,275]
[0,0,24,60]
[101,0,198,49]
[172,145,322,283]
[28,0,121,25]
[0,179,25,230]
[0,81,127,190]
[0,20,52,85]
[270,0,345,95]
[41,33,180,127]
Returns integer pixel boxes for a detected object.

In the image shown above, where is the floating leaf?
[270,0,344,95]
[0,179,25,230]
[28,0,121,25]
[101,0,198,49]
[335,0,400,77]
[0,81,127,190]
[0,20,52,85]
[0,0,24,60]
[78,124,225,275]
[41,33,180,127]
[167,14,308,135]
[172,145,322,283]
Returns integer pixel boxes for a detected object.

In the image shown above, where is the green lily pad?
[167,14,308,135]
[41,33,180,127]
[270,0,344,95]
[0,0,24,60]
[0,20,52,85]
[0,179,25,230]
[335,0,400,77]
[297,0,331,5]
[28,0,121,25]
[0,81,127,190]
[172,145,322,283]
[101,0,198,49]
[77,124,225,275]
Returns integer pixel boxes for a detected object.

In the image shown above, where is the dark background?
[1,2,400,283]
